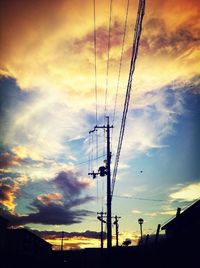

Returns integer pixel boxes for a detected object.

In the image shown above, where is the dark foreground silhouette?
[1,237,199,268]
[1,200,199,268]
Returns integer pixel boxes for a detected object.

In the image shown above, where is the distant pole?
[145,234,149,247]
[138,218,144,243]
[61,231,64,251]
[97,212,106,249]
[113,215,121,247]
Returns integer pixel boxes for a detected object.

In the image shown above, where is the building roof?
[161,199,200,230]
[8,228,52,247]
[0,215,9,224]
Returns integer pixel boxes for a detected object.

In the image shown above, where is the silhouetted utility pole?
[113,215,121,247]
[61,231,64,251]
[88,116,113,248]
[97,212,107,249]
[106,116,112,248]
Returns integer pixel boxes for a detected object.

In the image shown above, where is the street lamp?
[138,218,144,242]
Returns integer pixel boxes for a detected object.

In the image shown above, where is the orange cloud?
[0,176,28,211]
[49,236,99,250]
[0,0,199,107]
[37,193,63,205]
[0,182,17,211]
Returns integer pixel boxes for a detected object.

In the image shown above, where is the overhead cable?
[111,0,145,199]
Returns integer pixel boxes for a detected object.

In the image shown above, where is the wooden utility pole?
[106,116,112,248]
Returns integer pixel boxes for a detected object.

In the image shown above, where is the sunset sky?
[0,0,200,250]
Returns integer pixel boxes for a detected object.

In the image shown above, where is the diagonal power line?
[111,0,146,200]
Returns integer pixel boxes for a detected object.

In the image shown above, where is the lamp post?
[138,218,144,243]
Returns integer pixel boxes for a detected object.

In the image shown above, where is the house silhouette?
[162,199,200,244]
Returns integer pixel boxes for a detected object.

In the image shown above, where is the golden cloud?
[0,175,28,212]
[12,146,43,161]
[0,0,199,110]
[169,182,200,201]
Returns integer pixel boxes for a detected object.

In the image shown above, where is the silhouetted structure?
[0,215,53,268]
[0,215,9,251]
[161,199,200,242]
[6,228,52,256]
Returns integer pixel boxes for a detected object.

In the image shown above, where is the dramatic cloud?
[34,229,106,250]
[1,0,199,98]
[0,181,17,211]
[141,17,200,57]
[12,146,43,161]
[111,84,185,162]
[0,0,199,248]
[0,152,24,168]
[53,171,92,197]
[1,171,94,225]
[0,176,28,211]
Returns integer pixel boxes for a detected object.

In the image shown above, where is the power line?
[111,0,145,199]
[112,0,130,129]
[93,0,98,124]
[104,0,113,118]
[93,1,99,205]
[113,195,165,202]
[88,132,91,173]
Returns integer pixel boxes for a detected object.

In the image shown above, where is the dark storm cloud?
[1,171,94,226]
[53,171,91,197]
[5,201,93,225]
